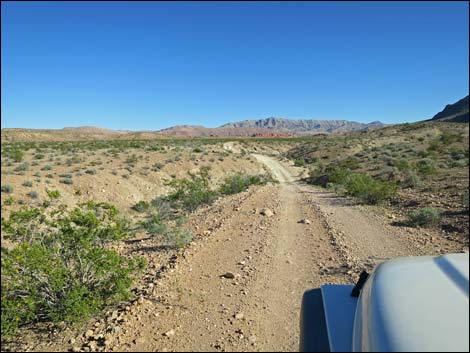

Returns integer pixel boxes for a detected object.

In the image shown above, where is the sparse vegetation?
[1,184,14,194]
[46,189,61,199]
[166,166,218,212]
[26,191,39,199]
[407,208,442,227]
[219,172,274,195]
[14,162,29,172]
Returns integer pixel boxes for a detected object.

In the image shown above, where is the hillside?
[431,95,469,122]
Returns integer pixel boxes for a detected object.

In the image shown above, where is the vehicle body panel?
[352,253,469,352]
[300,253,469,352]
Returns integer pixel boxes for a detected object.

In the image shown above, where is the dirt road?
[104,155,431,352]
[39,154,453,353]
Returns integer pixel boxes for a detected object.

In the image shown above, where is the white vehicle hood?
[353,252,469,352]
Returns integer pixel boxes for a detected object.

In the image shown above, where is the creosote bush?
[165,166,218,212]
[308,167,396,204]
[1,202,144,338]
[219,172,274,195]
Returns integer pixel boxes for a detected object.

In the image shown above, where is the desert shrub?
[10,149,24,163]
[126,154,138,164]
[152,162,164,171]
[440,132,463,145]
[1,203,144,338]
[394,158,410,171]
[14,162,29,172]
[34,153,45,160]
[3,196,15,205]
[407,208,441,227]
[376,167,400,181]
[163,226,193,249]
[415,158,437,175]
[1,184,14,194]
[338,157,360,170]
[22,181,33,187]
[427,140,441,152]
[219,172,273,195]
[294,159,305,167]
[447,159,468,168]
[140,213,168,235]
[150,198,174,221]
[85,169,97,175]
[402,173,422,188]
[59,173,73,178]
[131,200,150,213]
[46,189,61,199]
[450,148,468,160]
[193,147,203,153]
[308,166,395,204]
[344,173,397,204]
[165,166,218,212]
[27,191,39,199]
[60,178,73,185]
[41,165,52,171]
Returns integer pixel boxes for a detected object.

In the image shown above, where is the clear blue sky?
[1,1,469,130]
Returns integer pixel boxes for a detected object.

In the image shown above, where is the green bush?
[3,196,15,205]
[10,149,24,163]
[60,178,73,185]
[308,166,396,204]
[327,166,351,184]
[46,189,61,199]
[1,202,143,338]
[344,173,397,204]
[1,184,14,194]
[166,166,218,212]
[219,172,272,195]
[415,158,437,175]
[408,208,441,227]
[294,159,305,167]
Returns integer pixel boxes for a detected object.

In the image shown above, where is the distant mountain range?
[157,118,384,137]
[431,95,469,122]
